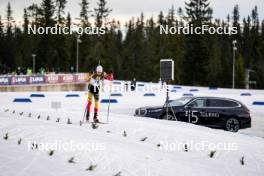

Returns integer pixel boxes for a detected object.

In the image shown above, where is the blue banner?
[0,76,11,86]
[11,76,28,85]
[28,75,45,84]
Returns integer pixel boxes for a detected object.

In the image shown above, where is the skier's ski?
[83,121,108,124]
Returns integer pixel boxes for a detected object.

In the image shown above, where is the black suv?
[135,97,251,132]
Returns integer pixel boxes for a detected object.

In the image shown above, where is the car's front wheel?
[225,117,240,132]
[162,113,177,121]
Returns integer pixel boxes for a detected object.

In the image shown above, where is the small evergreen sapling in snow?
[56,118,60,122]
[28,113,31,117]
[123,131,127,137]
[140,137,148,142]
[86,163,97,171]
[18,138,22,145]
[3,133,8,140]
[48,150,55,156]
[4,109,9,112]
[12,110,15,114]
[106,130,111,133]
[80,121,83,126]
[19,112,24,116]
[37,115,41,119]
[113,171,122,176]
[31,142,38,150]
[91,123,98,129]
[68,157,75,163]
[209,151,216,158]
[157,143,161,147]
[31,143,35,149]
[240,156,245,165]
[46,116,50,120]
[67,118,72,124]
[184,144,188,152]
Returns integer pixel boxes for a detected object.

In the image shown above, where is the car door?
[173,106,188,122]
[204,98,225,126]
[184,98,207,124]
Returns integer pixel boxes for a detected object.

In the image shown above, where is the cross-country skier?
[85,65,113,123]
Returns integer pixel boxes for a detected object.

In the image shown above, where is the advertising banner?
[28,75,45,84]
[75,73,87,83]
[45,74,60,84]
[59,74,74,83]
[0,76,11,86]
[11,76,28,85]
[0,73,89,86]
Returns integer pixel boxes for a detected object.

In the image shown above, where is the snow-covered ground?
[0,82,264,176]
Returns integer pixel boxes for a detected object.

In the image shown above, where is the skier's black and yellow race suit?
[85,72,113,120]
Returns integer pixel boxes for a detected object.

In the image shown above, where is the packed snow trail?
[0,109,264,176]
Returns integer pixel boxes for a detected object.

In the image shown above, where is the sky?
[0,0,263,25]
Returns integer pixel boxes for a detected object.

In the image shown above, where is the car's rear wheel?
[162,113,177,121]
[225,118,240,132]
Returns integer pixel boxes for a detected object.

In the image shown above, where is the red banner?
[45,74,60,84]
[59,74,74,83]
[0,73,89,86]
[75,73,87,83]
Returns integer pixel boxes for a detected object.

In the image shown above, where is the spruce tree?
[6,2,13,34]
[27,3,42,25]
[232,5,241,40]
[0,16,3,71]
[121,19,135,79]
[185,0,211,24]
[251,6,261,65]
[183,0,212,85]
[40,0,55,27]
[157,11,165,26]
[23,9,29,34]
[236,54,245,88]
[55,0,67,24]
[37,0,56,70]
[80,0,91,27]
[4,2,16,70]
[54,0,71,72]
[207,37,223,86]
[0,16,3,36]
[94,0,112,27]
[167,5,176,26]
[66,12,71,28]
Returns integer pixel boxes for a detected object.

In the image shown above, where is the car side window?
[222,100,239,107]
[188,99,206,108]
[206,99,239,107]
[207,99,222,107]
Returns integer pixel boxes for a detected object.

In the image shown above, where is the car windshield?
[170,97,193,106]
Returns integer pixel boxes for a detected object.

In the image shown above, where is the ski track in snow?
[0,83,264,176]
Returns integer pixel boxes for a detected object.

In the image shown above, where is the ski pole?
[82,105,87,123]
[106,81,113,123]
[82,92,88,123]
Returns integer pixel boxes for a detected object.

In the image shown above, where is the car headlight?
[135,108,147,116]
[148,109,162,113]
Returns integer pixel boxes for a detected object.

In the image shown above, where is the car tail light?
[241,103,250,113]
[244,109,251,118]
